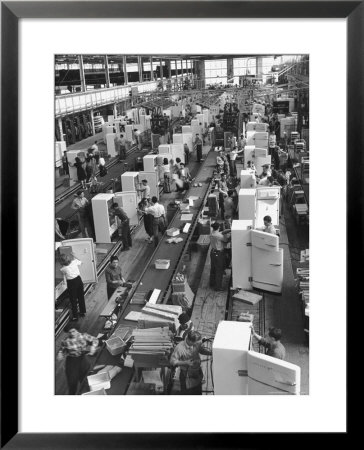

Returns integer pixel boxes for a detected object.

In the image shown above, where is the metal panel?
[247,351,300,395]
[61,238,97,284]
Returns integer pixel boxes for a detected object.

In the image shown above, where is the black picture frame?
[1,1,358,447]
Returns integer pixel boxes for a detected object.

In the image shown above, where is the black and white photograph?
[54,54,310,396]
[1,4,351,443]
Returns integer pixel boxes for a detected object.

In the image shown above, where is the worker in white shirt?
[137,179,151,200]
[229,146,244,178]
[263,215,277,235]
[145,196,166,247]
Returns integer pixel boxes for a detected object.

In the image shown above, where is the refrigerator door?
[61,238,97,283]
[251,230,282,293]
[251,229,279,251]
[251,249,283,293]
[244,145,255,168]
[247,351,300,395]
[113,191,139,226]
[231,220,253,290]
[256,188,280,227]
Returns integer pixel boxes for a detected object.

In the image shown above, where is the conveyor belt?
[78,149,217,394]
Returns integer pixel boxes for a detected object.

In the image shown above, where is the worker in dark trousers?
[111,203,132,250]
[57,322,99,395]
[194,133,203,163]
[209,222,230,291]
[145,196,166,248]
[218,173,228,220]
[59,253,87,321]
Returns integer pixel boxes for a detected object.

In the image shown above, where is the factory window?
[205,59,227,85]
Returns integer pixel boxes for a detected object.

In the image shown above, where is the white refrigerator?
[213,321,300,395]
[113,191,139,226]
[232,222,283,293]
[56,238,97,299]
[255,186,281,228]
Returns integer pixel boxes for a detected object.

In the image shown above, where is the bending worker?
[110,203,132,251]
[170,330,212,395]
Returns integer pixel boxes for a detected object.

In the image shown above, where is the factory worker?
[59,253,87,321]
[263,215,277,235]
[105,255,126,299]
[71,190,92,239]
[194,133,203,163]
[170,331,211,395]
[110,203,132,251]
[145,196,166,247]
[57,322,99,395]
[259,164,272,179]
[209,222,230,291]
[175,313,195,342]
[137,179,151,200]
[251,325,286,360]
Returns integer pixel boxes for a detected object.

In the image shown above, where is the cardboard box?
[155,259,170,269]
[106,337,127,356]
[87,372,111,391]
[167,227,180,237]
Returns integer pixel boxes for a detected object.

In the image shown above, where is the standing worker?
[110,203,132,251]
[170,330,212,395]
[114,134,122,161]
[218,173,228,220]
[90,141,100,164]
[137,179,151,200]
[119,134,127,160]
[73,156,87,189]
[71,190,92,238]
[229,146,244,179]
[57,322,99,395]
[105,255,126,300]
[138,198,154,243]
[184,142,190,165]
[194,133,203,163]
[251,326,286,360]
[209,222,230,291]
[145,196,166,247]
[162,157,172,193]
[59,253,87,321]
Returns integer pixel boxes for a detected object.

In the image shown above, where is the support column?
[113,103,117,118]
[195,60,205,89]
[90,109,95,135]
[104,55,111,88]
[78,55,86,92]
[227,57,234,82]
[138,56,143,83]
[160,58,163,79]
[150,56,154,81]
[57,117,64,141]
[123,55,128,85]
[256,56,263,80]
[167,59,171,79]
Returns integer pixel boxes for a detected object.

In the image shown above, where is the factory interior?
[54,54,309,396]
